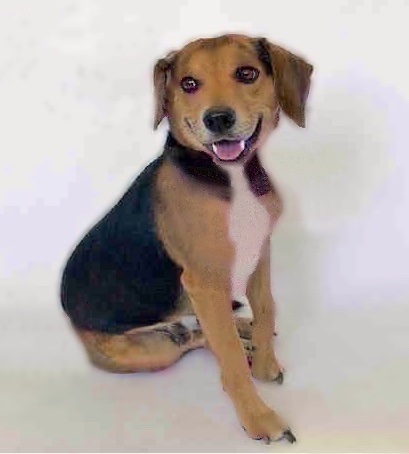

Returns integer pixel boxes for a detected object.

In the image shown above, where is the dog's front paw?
[242,409,295,444]
[244,344,284,383]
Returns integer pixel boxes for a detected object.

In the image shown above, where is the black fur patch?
[60,156,183,334]
[165,134,231,200]
[244,154,274,196]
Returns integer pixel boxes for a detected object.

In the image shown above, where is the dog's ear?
[153,50,178,130]
[255,38,313,127]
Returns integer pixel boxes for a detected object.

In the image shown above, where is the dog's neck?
[164,133,273,199]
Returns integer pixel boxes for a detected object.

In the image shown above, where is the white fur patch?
[222,163,271,300]
[180,315,200,331]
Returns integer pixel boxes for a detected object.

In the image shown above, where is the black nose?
[203,108,236,134]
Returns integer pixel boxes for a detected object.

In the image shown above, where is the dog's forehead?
[174,35,258,73]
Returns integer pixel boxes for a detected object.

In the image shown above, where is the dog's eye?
[235,66,259,84]
[180,76,200,93]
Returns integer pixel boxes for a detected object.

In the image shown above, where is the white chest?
[223,164,271,299]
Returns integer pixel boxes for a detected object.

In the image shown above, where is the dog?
[61,34,313,443]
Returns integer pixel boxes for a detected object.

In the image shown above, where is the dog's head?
[153,34,313,163]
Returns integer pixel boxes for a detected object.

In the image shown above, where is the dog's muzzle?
[206,116,262,162]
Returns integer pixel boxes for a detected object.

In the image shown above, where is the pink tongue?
[212,140,245,161]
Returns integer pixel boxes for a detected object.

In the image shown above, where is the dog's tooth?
[240,140,245,151]
[212,143,218,154]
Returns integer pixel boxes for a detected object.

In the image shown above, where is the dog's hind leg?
[74,290,254,374]
[75,318,205,373]
[76,316,253,375]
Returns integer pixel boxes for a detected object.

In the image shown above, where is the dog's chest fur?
[222,164,271,299]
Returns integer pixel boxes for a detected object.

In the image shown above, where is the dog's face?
[154,35,313,163]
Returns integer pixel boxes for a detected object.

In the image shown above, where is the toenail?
[282,429,296,443]
[275,371,284,385]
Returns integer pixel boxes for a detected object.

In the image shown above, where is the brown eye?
[180,76,200,93]
[235,66,259,84]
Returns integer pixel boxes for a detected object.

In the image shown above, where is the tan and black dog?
[61,34,313,443]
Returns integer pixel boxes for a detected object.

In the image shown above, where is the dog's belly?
[223,164,271,299]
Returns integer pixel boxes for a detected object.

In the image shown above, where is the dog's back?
[60,154,182,334]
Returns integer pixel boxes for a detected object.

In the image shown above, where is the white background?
[1,0,408,451]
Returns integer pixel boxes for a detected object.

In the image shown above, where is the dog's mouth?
[205,117,262,162]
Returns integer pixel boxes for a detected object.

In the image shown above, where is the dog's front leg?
[246,242,284,383]
[182,270,293,443]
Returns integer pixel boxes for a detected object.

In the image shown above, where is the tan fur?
[155,156,286,440]
[154,35,279,151]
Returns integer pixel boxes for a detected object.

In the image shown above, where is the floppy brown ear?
[153,51,178,130]
[256,38,313,127]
